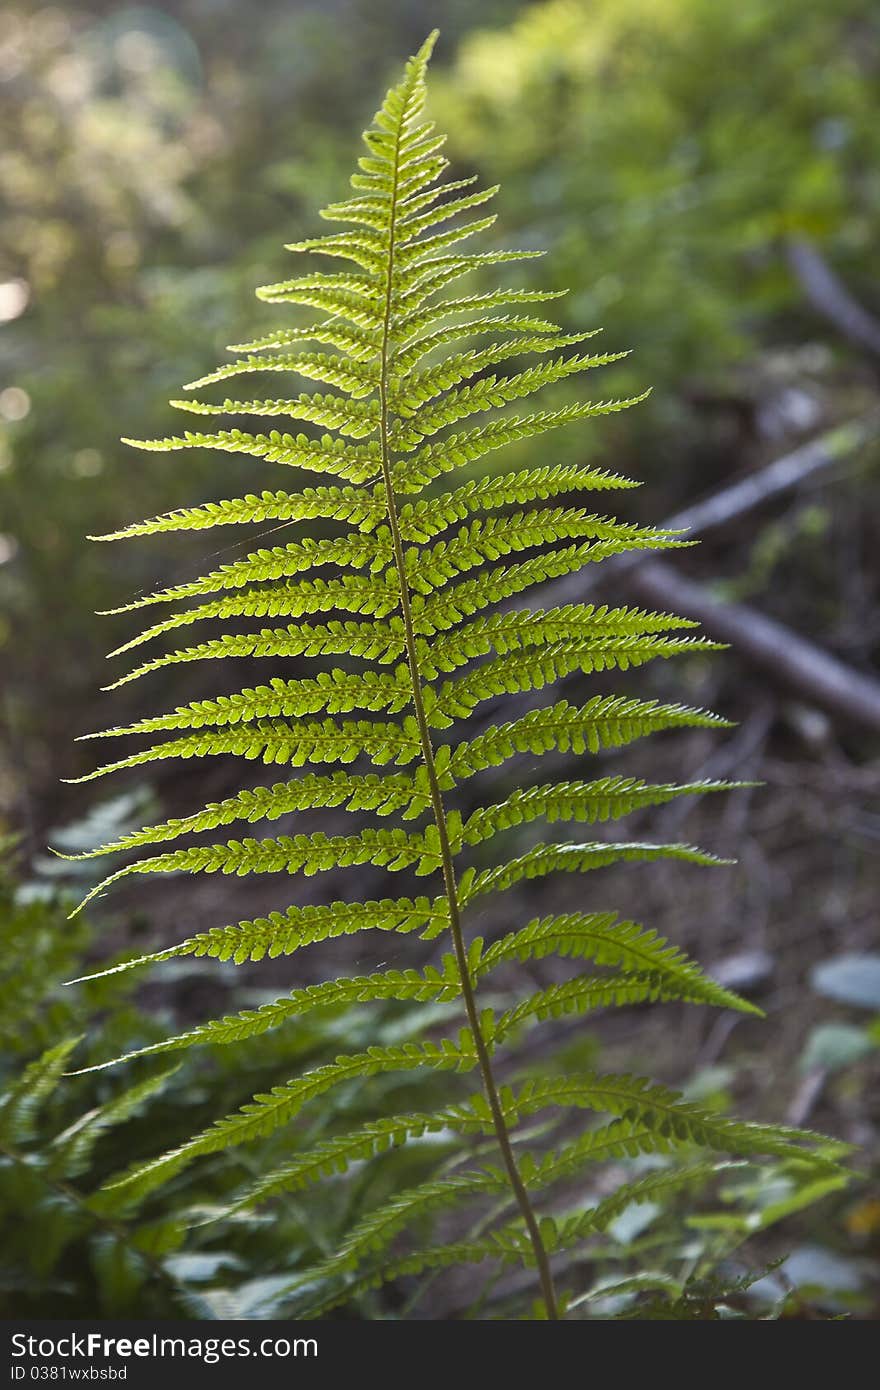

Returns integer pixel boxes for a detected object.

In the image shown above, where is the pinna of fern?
[63,32,845,1319]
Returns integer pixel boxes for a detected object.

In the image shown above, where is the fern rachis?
[67,32,843,1319]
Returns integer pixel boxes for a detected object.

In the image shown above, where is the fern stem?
[376,110,560,1321]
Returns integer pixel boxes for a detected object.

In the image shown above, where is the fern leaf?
[234,1109,465,1210]
[65,31,838,1319]
[72,964,463,1074]
[414,604,698,676]
[391,334,611,413]
[0,1037,81,1144]
[395,287,568,345]
[488,1074,837,1166]
[92,484,388,543]
[448,696,733,776]
[73,822,461,913]
[431,637,721,726]
[492,972,732,1041]
[122,428,381,483]
[105,577,402,657]
[48,1067,180,1178]
[226,319,380,360]
[254,277,383,330]
[392,368,647,447]
[411,550,657,632]
[462,778,738,847]
[66,716,424,785]
[105,617,411,689]
[460,841,732,905]
[170,391,380,438]
[183,351,378,398]
[477,913,758,1015]
[65,769,431,859]
[390,404,626,493]
[80,674,415,743]
[397,464,638,543]
[103,1032,481,1204]
[402,512,683,597]
[100,535,397,616]
[286,1161,744,1316]
[393,310,566,373]
[67,896,449,984]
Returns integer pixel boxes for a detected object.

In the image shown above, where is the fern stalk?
[372,92,558,1312]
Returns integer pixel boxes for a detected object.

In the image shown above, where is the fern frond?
[492,972,729,1042]
[48,1067,179,1178]
[232,1111,457,1212]
[393,311,565,373]
[395,287,568,346]
[486,1074,836,1165]
[411,543,698,635]
[390,405,628,493]
[105,617,411,689]
[80,674,415,742]
[73,821,461,913]
[319,174,480,230]
[226,319,380,360]
[391,371,647,448]
[100,535,398,616]
[393,250,545,314]
[183,351,378,398]
[282,231,386,274]
[391,334,611,412]
[0,1038,81,1144]
[67,31,839,1320]
[254,278,383,330]
[402,512,683,597]
[397,183,498,240]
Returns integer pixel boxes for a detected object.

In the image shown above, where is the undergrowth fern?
[64,32,845,1319]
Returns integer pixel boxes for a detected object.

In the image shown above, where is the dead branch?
[786,235,880,358]
[518,416,880,733]
[659,415,877,538]
[621,560,880,733]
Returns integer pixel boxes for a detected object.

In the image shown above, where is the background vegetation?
[1,0,878,1317]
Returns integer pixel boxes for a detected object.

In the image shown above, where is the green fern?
[67,32,843,1319]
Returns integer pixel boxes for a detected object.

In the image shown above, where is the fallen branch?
[621,560,880,734]
[658,415,877,539]
[520,416,880,733]
[535,415,876,615]
[786,236,880,357]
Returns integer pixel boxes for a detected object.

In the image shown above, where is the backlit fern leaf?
[68,31,843,1319]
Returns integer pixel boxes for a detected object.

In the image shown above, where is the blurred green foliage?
[0,841,870,1319]
[434,0,879,395]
